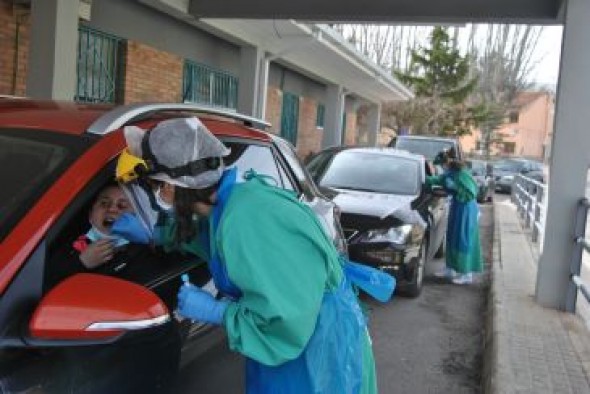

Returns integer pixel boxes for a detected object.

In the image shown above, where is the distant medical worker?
[428,149,483,284]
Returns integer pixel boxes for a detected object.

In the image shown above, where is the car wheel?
[399,240,427,298]
[434,233,445,259]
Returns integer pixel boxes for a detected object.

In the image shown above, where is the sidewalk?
[486,200,590,393]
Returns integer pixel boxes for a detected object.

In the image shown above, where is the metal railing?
[511,174,547,247]
[566,198,590,312]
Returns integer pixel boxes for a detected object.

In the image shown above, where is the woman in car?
[46,182,151,288]
[117,117,377,394]
[428,150,483,284]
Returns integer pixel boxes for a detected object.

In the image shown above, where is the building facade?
[461,91,555,161]
[0,0,411,158]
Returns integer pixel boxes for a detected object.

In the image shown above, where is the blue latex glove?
[177,284,229,325]
[111,213,151,244]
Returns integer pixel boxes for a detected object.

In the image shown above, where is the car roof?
[0,98,271,142]
[334,146,424,161]
[397,134,459,142]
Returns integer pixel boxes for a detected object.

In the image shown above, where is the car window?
[273,137,317,200]
[468,161,486,176]
[395,138,455,161]
[0,129,88,242]
[222,142,284,187]
[306,151,336,181]
[317,151,420,195]
[494,159,523,172]
[44,167,206,304]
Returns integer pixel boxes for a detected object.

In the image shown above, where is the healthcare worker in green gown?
[119,117,378,394]
[427,149,483,284]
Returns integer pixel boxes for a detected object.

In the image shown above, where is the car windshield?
[316,151,420,195]
[0,130,87,242]
[494,159,523,172]
[395,138,455,160]
[468,160,486,176]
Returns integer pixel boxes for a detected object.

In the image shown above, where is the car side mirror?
[27,273,169,345]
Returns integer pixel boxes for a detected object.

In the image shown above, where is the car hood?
[330,188,426,228]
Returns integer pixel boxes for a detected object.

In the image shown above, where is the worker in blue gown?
[116,117,389,394]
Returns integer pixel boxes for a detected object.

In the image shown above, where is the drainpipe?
[257,26,321,120]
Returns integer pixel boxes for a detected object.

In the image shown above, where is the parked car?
[389,135,465,165]
[307,147,448,297]
[0,99,346,393]
[493,158,545,193]
[466,159,494,203]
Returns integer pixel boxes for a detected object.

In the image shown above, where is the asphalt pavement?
[174,203,494,394]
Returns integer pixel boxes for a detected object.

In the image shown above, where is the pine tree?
[392,27,478,136]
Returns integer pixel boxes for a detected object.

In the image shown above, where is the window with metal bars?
[316,104,325,129]
[182,60,238,110]
[75,26,125,104]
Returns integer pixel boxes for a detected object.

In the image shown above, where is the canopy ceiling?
[188,0,565,24]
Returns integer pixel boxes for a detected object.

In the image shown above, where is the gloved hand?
[111,213,151,244]
[177,284,229,325]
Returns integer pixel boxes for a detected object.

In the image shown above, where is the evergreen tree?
[392,27,478,136]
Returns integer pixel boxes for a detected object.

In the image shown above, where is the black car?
[307,147,448,297]
[493,158,545,193]
[466,159,494,203]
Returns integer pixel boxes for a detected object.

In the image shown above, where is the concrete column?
[238,46,263,117]
[322,84,344,148]
[27,0,79,100]
[257,57,271,120]
[536,0,590,310]
[367,103,381,147]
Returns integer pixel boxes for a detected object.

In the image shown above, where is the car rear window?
[395,138,455,161]
[468,161,486,176]
[0,129,89,242]
[317,151,420,195]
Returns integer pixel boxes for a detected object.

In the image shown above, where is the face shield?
[124,117,231,189]
[116,150,173,243]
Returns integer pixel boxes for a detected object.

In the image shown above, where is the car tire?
[434,233,445,259]
[399,240,427,298]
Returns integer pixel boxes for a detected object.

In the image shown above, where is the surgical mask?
[86,226,129,248]
[155,186,174,213]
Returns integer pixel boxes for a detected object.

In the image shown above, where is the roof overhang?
[188,0,565,24]
[137,1,413,103]
[200,19,413,103]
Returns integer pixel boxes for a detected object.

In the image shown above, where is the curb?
[483,201,500,394]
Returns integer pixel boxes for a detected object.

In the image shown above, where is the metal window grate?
[280,92,299,145]
[183,61,238,110]
[316,104,325,128]
[75,26,124,104]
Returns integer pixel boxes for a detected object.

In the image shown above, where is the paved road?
[175,202,493,393]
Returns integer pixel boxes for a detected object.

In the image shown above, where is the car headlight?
[356,224,413,245]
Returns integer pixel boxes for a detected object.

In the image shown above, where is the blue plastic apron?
[207,169,366,394]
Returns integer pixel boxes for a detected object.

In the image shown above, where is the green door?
[281,92,299,145]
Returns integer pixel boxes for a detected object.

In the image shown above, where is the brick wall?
[296,96,323,158]
[124,41,183,104]
[343,112,358,146]
[265,86,282,135]
[0,2,30,96]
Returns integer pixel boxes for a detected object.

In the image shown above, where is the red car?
[0,99,345,393]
